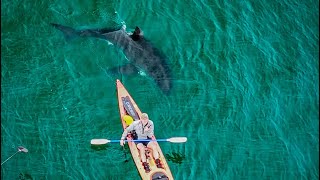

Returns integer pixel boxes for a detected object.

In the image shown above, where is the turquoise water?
[1,0,319,179]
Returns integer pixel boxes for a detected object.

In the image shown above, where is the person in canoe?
[120,113,163,172]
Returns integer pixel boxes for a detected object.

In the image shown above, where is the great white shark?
[50,23,172,95]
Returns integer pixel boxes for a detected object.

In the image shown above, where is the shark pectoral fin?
[107,63,140,75]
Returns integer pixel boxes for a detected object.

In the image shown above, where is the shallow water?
[1,0,319,179]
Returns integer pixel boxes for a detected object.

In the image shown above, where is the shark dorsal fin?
[131,26,143,41]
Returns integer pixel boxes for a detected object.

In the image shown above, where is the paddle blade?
[167,137,187,143]
[91,139,110,145]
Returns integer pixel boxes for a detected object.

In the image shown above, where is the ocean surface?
[1,0,319,179]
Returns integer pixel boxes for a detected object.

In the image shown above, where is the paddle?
[1,146,28,166]
[91,137,188,145]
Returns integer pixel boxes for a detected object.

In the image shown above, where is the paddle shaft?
[112,139,168,143]
[91,137,187,145]
[1,151,20,165]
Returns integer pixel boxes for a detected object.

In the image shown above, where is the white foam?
[122,24,126,30]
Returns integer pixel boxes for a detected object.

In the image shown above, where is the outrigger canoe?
[116,79,174,180]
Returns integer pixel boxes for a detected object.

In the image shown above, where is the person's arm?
[146,121,154,138]
[120,122,136,146]
[121,122,135,140]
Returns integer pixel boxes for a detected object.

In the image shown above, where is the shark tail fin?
[50,23,79,41]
